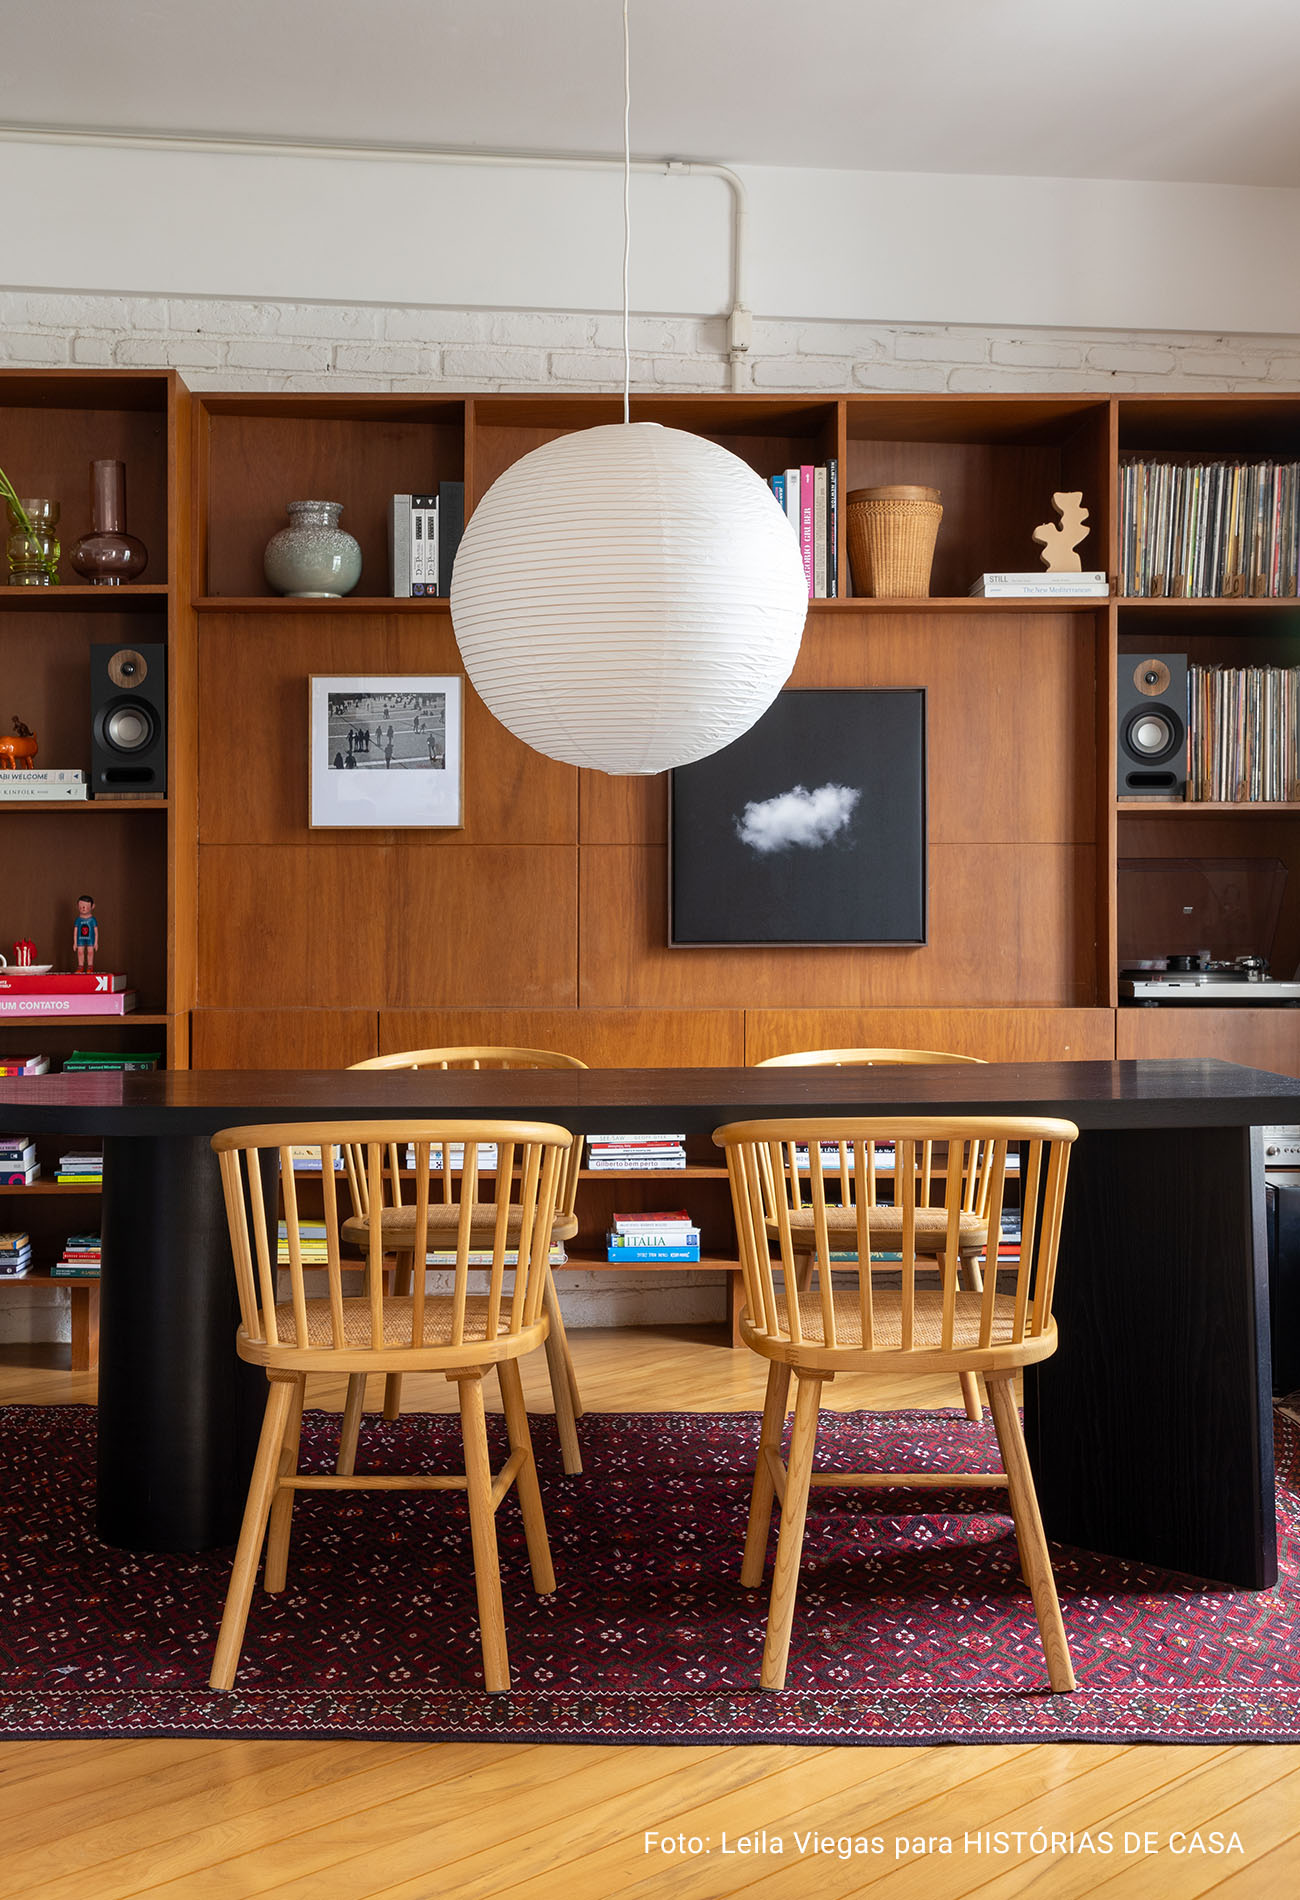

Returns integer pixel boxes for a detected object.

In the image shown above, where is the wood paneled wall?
[192,601,1108,1064]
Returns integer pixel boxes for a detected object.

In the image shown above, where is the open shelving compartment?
[194,392,467,604]
[843,395,1113,603]
[1113,395,1300,1064]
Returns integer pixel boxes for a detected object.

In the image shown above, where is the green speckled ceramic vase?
[263,500,362,598]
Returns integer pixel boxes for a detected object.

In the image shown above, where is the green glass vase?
[5,497,60,586]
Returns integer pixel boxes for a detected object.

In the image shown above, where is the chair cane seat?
[753,1285,1034,1354]
[769,1205,988,1253]
[248,1294,546,1353]
[342,1204,580,1251]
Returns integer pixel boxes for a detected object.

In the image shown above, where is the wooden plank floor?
[1,1327,1297,1899]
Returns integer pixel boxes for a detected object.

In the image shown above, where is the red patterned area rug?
[1,1405,1297,1746]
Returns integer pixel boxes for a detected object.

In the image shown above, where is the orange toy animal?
[0,717,37,769]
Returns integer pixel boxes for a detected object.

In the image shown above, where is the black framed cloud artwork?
[668,689,926,947]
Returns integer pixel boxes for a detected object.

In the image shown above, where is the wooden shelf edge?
[1118,801,1300,814]
[195,596,452,614]
[817,596,1111,613]
[0,799,169,812]
[563,1250,740,1273]
[0,1182,101,1196]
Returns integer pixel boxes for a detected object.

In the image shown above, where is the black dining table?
[0,1057,1293,1589]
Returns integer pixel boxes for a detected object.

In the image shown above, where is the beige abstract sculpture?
[1032,491,1090,572]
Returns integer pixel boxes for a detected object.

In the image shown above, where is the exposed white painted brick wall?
[4,288,1300,390]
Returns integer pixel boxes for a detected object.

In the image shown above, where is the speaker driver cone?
[102,700,158,753]
[1134,657,1172,696]
[1123,706,1181,762]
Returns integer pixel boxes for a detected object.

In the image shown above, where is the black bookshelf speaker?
[90,643,167,796]
[1117,652,1187,797]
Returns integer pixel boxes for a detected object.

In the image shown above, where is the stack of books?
[0,1136,39,1185]
[606,1210,701,1263]
[61,1049,160,1072]
[0,972,136,1017]
[0,767,86,803]
[287,1145,346,1172]
[0,1231,32,1277]
[0,1054,50,1076]
[768,461,838,598]
[403,1142,499,1170]
[1187,662,1300,802]
[586,1134,687,1172]
[969,571,1109,599]
[277,1220,330,1264]
[389,483,465,597]
[52,1235,101,1277]
[421,1243,567,1267]
[56,1149,103,1185]
[1120,456,1300,598]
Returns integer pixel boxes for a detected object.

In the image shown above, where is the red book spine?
[0,972,128,994]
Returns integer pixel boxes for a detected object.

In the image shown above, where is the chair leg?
[542,1273,583,1476]
[457,1370,511,1693]
[209,1376,295,1692]
[760,1371,823,1693]
[958,1251,985,1421]
[498,1359,556,1596]
[336,1373,367,1477]
[741,1360,792,1589]
[382,1252,414,1421]
[263,1375,306,1594]
[985,1372,1076,1693]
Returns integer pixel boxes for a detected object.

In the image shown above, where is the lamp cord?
[622,0,631,425]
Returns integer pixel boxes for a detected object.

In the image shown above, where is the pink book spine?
[0,991,136,1015]
[799,465,815,598]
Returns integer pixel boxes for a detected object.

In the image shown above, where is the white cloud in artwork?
[734,782,862,855]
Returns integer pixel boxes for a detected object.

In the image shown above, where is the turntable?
[1118,856,1300,1004]
[1120,954,1300,1004]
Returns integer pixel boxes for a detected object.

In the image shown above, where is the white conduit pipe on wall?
[0,126,753,389]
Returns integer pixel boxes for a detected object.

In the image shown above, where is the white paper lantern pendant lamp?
[449,6,806,776]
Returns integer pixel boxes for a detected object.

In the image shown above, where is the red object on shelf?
[0,971,128,994]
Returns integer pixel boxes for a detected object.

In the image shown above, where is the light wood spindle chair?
[208,1118,571,1694]
[339,1049,587,1475]
[756,1049,991,1421]
[715,1113,1077,1694]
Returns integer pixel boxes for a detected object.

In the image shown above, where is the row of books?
[586,1134,686,1173]
[1119,457,1300,598]
[0,768,87,803]
[1186,663,1300,803]
[605,1209,700,1263]
[767,461,838,599]
[388,484,464,597]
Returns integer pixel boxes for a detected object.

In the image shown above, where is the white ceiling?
[2,0,1299,188]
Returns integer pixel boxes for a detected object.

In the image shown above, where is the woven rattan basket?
[847,485,943,598]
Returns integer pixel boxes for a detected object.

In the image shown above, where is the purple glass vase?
[70,460,148,586]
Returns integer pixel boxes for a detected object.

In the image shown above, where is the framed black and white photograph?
[309,675,464,829]
[669,689,926,946]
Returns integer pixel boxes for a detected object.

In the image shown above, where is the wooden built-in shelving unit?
[6,375,1300,1347]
